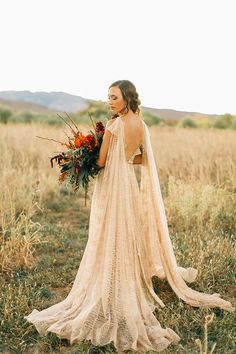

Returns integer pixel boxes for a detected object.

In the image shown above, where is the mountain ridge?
[0,90,221,120]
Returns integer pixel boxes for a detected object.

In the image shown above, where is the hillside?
[0,98,57,115]
[141,106,219,121]
[0,90,221,121]
[0,90,88,113]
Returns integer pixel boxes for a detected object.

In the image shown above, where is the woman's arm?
[96,130,112,168]
[96,120,115,168]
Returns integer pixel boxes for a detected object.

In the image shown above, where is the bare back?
[120,116,144,161]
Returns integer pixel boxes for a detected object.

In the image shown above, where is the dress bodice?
[126,144,143,163]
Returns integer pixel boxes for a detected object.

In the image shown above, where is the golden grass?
[165,176,235,232]
[1,123,236,272]
[0,122,235,353]
[0,122,90,273]
[151,126,236,187]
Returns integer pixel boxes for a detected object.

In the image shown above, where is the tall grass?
[1,123,235,272]
[0,122,91,273]
[151,126,236,187]
[0,122,235,353]
[165,176,235,233]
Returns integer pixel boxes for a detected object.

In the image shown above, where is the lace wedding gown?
[24,116,234,353]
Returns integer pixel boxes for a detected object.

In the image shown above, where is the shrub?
[0,107,12,124]
[142,111,164,126]
[181,118,197,128]
[213,113,236,130]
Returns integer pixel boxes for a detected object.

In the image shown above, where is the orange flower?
[74,133,86,148]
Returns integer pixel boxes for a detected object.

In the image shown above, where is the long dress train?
[24,115,234,353]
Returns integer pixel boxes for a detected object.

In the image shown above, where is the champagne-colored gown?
[24,116,234,353]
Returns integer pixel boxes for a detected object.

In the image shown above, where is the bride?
[24,80,234,353]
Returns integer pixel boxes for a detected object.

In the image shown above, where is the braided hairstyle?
[109,80,141,115]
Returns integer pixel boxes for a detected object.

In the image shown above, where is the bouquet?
[36,112,105,206]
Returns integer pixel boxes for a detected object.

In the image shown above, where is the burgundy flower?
[95,121,105,134]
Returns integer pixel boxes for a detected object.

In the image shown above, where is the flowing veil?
[139,120,234,312]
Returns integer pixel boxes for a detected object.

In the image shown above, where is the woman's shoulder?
[106,119,116,127]
[105,115,120,135]
[105,115,119,128]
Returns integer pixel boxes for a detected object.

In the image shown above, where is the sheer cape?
[24,116,234,353]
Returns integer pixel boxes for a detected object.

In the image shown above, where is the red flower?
[86,134,94,142]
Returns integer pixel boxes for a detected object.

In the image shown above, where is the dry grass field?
[0,122,235,354]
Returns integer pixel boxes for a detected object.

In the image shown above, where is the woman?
[25,80,234,353]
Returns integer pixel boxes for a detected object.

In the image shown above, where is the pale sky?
[0,0,235,115]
